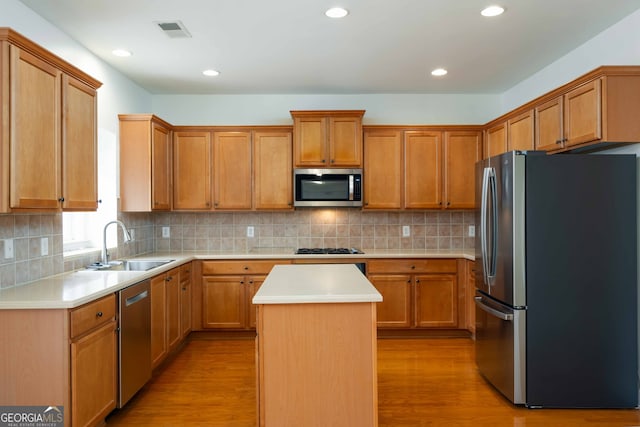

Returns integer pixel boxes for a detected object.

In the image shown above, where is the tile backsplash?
[0,209,475,288]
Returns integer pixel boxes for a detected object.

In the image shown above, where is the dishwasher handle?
[474,296,514,321]
[125,290,149,307]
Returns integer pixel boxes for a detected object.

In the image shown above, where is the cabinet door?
[202,276,245,329]
[62,75,98,211]
[329,116,362,167]
[414,274,458,328]
[180,278,192,339]
[213,131,252,209]
[535,96,564,151]
[508,110,535,152]
[443,131,481,209]
[367,274,412,328]
[150,274,167,368]
[173,131,212,210]
[404,131,442,209]
[564,79,602,147]
[71,321,117,427]
[294,116,327,166]
[9,45,61,210]
[151,121,172,210]
[247,276,266,329]
[254,130,293,210]
[363,130,402,209]
[484,122,507,159]
[166,269,181,351]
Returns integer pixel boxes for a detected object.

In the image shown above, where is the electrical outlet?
[247,226,255,238]
[402,225,411,237]
[468,225,475,237]
[41,237,49,256]
[162,227,170,238]
[4,239,14,259]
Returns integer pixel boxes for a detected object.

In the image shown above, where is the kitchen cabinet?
[213,131,252,209]
[201,260,290,329]
[404,131,442,209]
[507,110,535,152]
[180,263,192,339]
[484,122,507,159]
[465,259,476,334]
[363,129,403,209]
[443,131,482,209]
[70,295,117,427]
[253,130,293,210]
[367,259,460,329]
[291,110,364,167]
[150,267,181,369]
[0,29,101,212]
[119,114,173,211]
[535,96,564,151]
[173,131,212,210]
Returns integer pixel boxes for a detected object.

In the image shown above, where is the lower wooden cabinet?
[150,267,181,369]
[180,263,192,339]
[200,260,291,330]
[367,259,461,329]
[69,294,117,427]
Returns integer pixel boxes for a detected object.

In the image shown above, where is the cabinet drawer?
[368,259,457,274]
[70,294,116,338]
[202,260,291,275]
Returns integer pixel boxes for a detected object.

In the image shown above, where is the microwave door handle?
[348,175,354,201]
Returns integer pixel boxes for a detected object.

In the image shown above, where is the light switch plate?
[468,225,475,237]
[402,225,411,237]
[247,226,255,238]
[4,239,14,259]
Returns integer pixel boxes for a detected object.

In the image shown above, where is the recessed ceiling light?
[431,68,448,77]
[202,69,220,77]
[481,5,505,17]
[325,7,349,18]
[112,49,132,57]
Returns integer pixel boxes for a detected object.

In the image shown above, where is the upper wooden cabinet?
[173,131,212,210]
[363,129,402,209]
[253,130,293,210]
[0,28,101,212]
[507,110,535,152]
[213,131,252,210]
[365,127,482,210]
[443,131,482,209]
[484,122,507,159]
[119,115,173,211]
[291,110,364,167]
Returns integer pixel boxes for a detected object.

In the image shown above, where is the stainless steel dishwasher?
[118,279,151,407]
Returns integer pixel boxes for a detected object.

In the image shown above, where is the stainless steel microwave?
[294,168,363,207]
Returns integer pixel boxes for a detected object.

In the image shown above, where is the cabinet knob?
[321,159,326,163]
[249,280,254,284]
[330,159,335,164]
[182,286,187,291]
[555,139,563,144]
[416,279,420,284]
[447,202,451,207]
[96,311,103,318]
[407,279,411,284]
[240,280,245,284]
[243,266,249,270]
[411,265,415,269]
[58,197,65,202]
[98,199,102,204]
[166,276,172,282]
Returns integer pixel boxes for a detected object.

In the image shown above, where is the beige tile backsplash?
[0,209,475,288]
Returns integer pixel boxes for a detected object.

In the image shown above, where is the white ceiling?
[18,0,640,95]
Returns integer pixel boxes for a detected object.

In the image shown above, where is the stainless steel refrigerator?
[475,150,638,408]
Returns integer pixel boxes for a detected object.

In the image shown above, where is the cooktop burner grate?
[295,247,364,255]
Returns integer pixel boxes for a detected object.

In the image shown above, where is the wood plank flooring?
[106,336,640,426]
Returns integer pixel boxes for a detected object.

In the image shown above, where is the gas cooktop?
[295,248,364,255]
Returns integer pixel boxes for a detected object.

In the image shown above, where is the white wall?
[152,93,501,126]
[500,8,640,114]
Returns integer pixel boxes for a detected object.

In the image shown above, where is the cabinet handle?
[330,159,335,164]
[58,197,65,202]
[411,265,415,269]
[182,287,187,291]
[243,266,249,270]
[407,279,411,284]
[555,139,563,144]
[321,159,326,163]
[166,276,173,282]
[447,202,451,206]
[98,199,102,204]
[248,280,254,284]
[96,311,103,318]
[240,280,245,284]
[416,279,420,284]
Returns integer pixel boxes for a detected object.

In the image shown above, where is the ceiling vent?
[155,20,192,38]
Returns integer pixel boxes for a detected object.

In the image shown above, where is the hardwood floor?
[106,336,640,426]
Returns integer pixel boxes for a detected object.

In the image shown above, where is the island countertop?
[253,264,383,304]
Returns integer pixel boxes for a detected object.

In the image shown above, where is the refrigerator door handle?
[474,296,514,321]
[488,168,498,282]
[480,167,496,285]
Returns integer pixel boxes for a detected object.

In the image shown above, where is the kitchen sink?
[86,259,174,271]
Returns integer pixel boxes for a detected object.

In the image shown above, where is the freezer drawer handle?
[125,290,149,307]
[474,296,513,321]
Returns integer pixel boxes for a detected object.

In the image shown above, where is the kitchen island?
[253,264,382,427]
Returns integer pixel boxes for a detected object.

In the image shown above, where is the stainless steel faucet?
[102,220,133,265]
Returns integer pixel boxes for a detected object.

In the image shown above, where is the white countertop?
[252,264,382,304]
[0,249,473,310]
